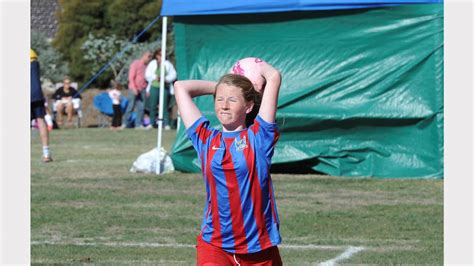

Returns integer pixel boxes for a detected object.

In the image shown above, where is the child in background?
[108,80,123,130]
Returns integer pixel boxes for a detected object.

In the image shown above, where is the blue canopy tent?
[159,0,443,178]
[161,0,441,15]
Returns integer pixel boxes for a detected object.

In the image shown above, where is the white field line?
[318,246,365,266]
[31,240,195,248]
[31,240,359,251]
[281,244,348,250]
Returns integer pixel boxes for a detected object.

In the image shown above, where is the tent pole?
[156,16,168,174]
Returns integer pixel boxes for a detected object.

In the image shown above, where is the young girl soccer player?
[174,59,282,265]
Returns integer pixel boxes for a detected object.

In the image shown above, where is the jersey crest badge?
[235,136,248,151]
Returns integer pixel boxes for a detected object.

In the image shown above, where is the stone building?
[31,0,60,40]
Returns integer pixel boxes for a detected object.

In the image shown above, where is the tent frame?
[156,16,168,174]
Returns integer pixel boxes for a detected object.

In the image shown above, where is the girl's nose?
[222,100,230,109]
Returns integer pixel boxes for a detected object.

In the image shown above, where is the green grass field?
[31,128,443,265]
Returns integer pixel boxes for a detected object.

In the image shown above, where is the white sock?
[42,146,50,157]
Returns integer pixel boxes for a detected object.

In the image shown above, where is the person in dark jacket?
[30,49,52,162]
[52,77,81,127]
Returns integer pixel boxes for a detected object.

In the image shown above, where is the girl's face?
[214,83,254,131]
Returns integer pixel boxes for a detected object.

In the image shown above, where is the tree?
[53,0,168,88]
[81,33,130,81]
[81,32,163,86]
[105,0,164,41]
[53,0,109,83]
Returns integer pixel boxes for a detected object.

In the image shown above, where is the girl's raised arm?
[174,80,217,129]
[258,62,282,124]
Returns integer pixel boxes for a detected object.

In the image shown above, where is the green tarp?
[171,4,443,178]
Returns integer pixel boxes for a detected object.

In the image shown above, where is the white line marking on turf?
[280,244,346,250]
[31,240,195,248]
[31,240,359,251]
[318,246,365,266]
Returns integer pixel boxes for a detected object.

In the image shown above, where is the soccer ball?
[229,57,266,92]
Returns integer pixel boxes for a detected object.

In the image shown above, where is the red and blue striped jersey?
[187,115,281,254]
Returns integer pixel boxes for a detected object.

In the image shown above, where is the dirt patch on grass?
[50,200,99,208]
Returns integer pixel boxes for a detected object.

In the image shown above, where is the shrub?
[31,30,69,84]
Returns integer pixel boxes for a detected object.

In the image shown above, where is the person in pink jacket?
[122,51,152,128]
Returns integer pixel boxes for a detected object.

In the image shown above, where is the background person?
[174,59,283,265]
[108,80,123,130]
[52,77,81,128]
[122,51,152,129]
[30,49,52,162]
[145,48,177,129]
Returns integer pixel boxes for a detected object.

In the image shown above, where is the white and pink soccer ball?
[229,57,267,92]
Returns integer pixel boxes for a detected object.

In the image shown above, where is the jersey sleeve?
[186,116,215,155]
[251,114,280,159]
